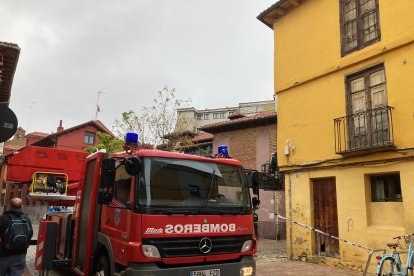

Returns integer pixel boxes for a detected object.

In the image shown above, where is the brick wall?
[211,123,285,239]
[212,124,277,170]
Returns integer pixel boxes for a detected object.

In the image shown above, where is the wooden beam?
[274,8,286,15]
[0,53,3,84]
[288,0,300,6]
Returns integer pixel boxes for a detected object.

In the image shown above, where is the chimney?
[57,120,64,132]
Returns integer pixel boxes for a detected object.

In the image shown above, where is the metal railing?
[334,106,394,154]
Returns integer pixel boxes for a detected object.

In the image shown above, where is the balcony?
[334,106,395,155]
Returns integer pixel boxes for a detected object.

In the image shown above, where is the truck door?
[101,162,134,266]
[72,152,105,274]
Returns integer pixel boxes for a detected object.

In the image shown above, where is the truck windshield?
[138,157,251,215]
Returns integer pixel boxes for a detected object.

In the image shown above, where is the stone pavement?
[23,238,368,275]
[24,245,38,276]
[255,239,367,275]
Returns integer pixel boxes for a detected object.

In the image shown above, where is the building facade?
[0,41,20,157]
[200,112,286,240]
[177,100,275,132]
[259,0,414,272]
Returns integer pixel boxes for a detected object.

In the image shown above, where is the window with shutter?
[346,65,390,149]
[340,0,381,56]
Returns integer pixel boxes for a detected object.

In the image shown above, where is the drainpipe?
[274,190,278,241]
[288,172,293,260]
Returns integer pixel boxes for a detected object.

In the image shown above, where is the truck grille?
[142,235,252,258]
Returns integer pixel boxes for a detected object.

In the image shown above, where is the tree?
[188,146,212,158]
[112,86,191,149]
[142,86,191,146]
[112,110,144,142]
[85,132,124,153]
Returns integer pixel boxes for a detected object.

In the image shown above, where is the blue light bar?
[125,132,139,145]
[218,145,229,156]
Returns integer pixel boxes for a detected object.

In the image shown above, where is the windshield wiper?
[195,170,216,214]
[140,207,195,215]
[196,208,244,215]
[166,210,195,215]
[221,210,244,215]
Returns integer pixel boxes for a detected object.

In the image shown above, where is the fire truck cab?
[35,134,257,276]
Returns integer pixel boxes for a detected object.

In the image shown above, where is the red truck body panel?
[6,146,87,183]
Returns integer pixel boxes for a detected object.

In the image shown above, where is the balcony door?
[348,65,389,149]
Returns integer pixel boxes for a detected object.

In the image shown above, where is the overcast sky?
[1,1,275,135]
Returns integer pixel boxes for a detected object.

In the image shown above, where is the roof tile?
[200,112,277,133]
[192,132,214,142]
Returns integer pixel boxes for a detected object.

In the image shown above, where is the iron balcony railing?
[334,106,394,154]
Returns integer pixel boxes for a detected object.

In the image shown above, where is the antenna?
[26,101,36,133]
[95,90,107,120]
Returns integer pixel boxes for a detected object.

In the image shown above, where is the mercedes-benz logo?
[199,237,212,254]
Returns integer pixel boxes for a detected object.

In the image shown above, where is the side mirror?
[252,171,259,195]
[100,158,116,188]
[98,191,113,204]
[125,157,141,175]
[252,197,260,209]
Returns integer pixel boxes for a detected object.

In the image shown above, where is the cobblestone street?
[24,245,37,276]
[255,239,365,275]
[23,238,367,275]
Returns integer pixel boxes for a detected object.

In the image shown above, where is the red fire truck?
[6,134,259,275]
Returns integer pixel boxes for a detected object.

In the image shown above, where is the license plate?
[190,269,220,276]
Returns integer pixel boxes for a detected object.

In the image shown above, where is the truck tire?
[94,254,111,276]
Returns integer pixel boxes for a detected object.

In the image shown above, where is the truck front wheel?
[94,254,111,276]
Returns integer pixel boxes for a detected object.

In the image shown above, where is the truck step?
[29,193,76,201]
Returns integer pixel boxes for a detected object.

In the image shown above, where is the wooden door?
[313,178,339,257]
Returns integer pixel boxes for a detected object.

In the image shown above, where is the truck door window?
[113,164,132,206]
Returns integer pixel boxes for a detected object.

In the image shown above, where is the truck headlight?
[240,266,254,276]
[241,240,253,252]
[142,245,161,258]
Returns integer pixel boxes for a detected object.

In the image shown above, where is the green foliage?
[112,110,143,141]
[113,86,191,148]
[84,132,124,153]
[189,146,212,158]
[142,86,191,146]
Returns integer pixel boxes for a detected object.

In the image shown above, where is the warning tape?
[260,207,373,253]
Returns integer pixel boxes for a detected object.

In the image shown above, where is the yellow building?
[258,0,414,272]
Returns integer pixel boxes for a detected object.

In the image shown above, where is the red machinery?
[6,146,87,205]
[8,140,258,276]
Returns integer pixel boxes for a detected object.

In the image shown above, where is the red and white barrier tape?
[260,207,373,253]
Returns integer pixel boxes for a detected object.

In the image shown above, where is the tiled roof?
[163,130,196,140]
[95,120,114,136]
[25,132,49,138]
[199,112,277,134]
[0,42,20,104]
[3,144,21,151]
[192,132,214,142]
